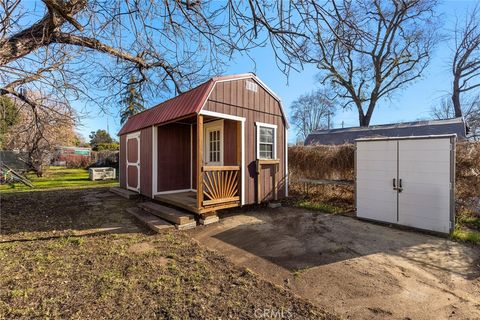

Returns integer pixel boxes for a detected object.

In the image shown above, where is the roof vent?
[246,80,258,92]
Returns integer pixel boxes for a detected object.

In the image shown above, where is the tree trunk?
[358,100,375,127]
[452,76,463,118]
[359,114,370,127]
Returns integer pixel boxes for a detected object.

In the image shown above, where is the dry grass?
[0,189,337,319]
[288,145,355,181]
[456,142,480,216]
[286,183,355,215]
[288,145,355,215]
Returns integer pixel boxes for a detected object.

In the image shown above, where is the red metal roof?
[118,73,284,135]
[118,79,214,135]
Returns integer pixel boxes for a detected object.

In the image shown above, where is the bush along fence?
[288,142,480,219]
[61,150,119,169]
[288,144,356,213]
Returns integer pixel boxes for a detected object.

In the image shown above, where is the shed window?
[209,130,221,163]
[256,123,277,160]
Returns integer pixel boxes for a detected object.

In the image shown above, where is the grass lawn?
[0,166,118,193]
[0,189,336,319]
[295,199,347,214]
[451,215,480,244]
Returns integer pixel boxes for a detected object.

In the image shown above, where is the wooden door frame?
[198,110,246,206]
[126,131,141,192]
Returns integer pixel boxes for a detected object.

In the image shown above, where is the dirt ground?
[189,206,480,320]
[0,189,335,319]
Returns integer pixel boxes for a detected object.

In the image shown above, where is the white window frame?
[204,119,224,166]
[255,122,277,160]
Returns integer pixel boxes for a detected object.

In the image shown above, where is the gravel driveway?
[189,207,480,319]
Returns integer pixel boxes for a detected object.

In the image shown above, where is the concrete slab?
[199,215,220,225]
[126,207,174,233]
[110,187,139,199]
[176,221,197,230]
[188,207,480,320]
[268,202,282,208]
[139,202,195,225]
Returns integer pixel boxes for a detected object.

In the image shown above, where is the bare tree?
[431,96,480,140]
[0,0,304,170]
[430,98,457,120]
[0,1,301,108]
[3,92,78,176]
[269,0,439,127]
[291,90,336,140]
[451,4,480,118]
[0,1,441,133]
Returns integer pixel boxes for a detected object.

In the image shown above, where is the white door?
[204,120,223,166]
[398,139,452,233]
[356,140,398,223]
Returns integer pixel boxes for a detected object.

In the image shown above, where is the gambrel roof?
[118,73,286,135]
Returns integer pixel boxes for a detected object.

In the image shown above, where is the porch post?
[236,121,242,203]
[196,115,203,209]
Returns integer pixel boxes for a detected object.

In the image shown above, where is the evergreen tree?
[0,95,19,147]
[120,76,144,124]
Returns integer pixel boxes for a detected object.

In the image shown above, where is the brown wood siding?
[119,135,126,188]
[140,127,153,198]
[203,78,287,205]
[157,123,191,192]
[223,119,238,166]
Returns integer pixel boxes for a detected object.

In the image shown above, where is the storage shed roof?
[305,118,467,145]
[118,73,285,135]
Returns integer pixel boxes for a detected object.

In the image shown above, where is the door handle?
[393,178,396,190]
[398,178,403,192]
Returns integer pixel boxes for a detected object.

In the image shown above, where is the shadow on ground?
[189,206,480,319]
[0,187,145,241]
[211,207,480,279]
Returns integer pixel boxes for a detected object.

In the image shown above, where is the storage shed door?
[356,136,454,234]
[356,140,398,223]
[126,132,140,192]
[397,139,452,233]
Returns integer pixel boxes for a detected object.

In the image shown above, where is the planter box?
[89,167,116,181]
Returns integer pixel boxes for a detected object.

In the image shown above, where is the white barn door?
[398,139,452,233]
[356,140,398,223]
[356,136,454,234]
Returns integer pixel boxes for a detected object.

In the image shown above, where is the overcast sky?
[74,0,478,143]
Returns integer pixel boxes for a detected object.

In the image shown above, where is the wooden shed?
[118,73,288,217]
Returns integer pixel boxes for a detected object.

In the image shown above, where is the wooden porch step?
[126,207,174,233]
[110,187,139,199]
[139,202,196,226]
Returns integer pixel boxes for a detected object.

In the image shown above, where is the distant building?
[53,146,92,166]
[305,118,467,145]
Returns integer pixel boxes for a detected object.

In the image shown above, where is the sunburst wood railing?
[202,166,240,206]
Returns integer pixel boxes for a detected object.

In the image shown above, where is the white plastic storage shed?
[355,135,456,234]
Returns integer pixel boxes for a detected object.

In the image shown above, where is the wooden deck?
[154,191,239,215]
